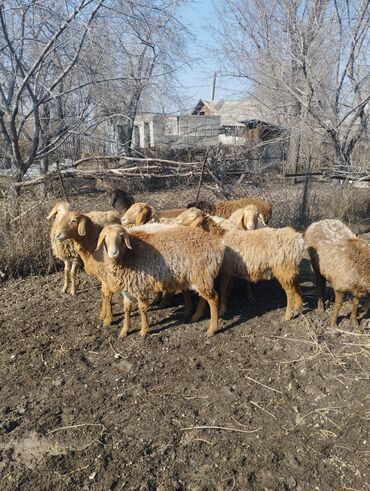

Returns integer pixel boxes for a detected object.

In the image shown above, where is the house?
[108,98,285,153]
[192,99,284,145]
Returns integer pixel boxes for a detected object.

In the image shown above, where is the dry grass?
[0,200,58,278]
[0,175,369,279]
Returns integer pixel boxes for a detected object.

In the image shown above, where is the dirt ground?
[0,259,369,490]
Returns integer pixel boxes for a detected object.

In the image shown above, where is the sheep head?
[96,224,132,260]
[175,207,206,228]
[121,202,156,226]
[55,211,88,241]
[47,201,70,221]
[234,204,267,231]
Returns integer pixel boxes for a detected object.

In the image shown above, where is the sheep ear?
[122,229,132,249]
[77,216,87,236]
[135,208,147,225]
[258,213,267,226]
[240,213,247,230]
[47,204,59,220]
[96,231,106,251]
[189,216,203,229]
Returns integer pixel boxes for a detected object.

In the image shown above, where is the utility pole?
[211,72,217,100]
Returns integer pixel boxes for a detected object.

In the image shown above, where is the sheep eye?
[71,218,77,223]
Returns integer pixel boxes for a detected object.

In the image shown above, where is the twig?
[109,334,122,359]
[180,425,261,434]
[244,375,283,395]
[250,400,277,419]
[10,201,43,224]
[287,406,346,431]
[48,423,105,434]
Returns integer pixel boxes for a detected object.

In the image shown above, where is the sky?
[176,0,248,111]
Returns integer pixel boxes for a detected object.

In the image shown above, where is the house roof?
[192,99,265,127]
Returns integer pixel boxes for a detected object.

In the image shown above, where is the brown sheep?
[96,223,224,337]
[305,219,370,326]
[54,211,115,326]
[210,198,272,222]
[176,208,304,319]
[47,201,81,295]
[121,202,157,227]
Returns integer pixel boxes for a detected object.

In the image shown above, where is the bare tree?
[215,0,369,170]
[0,0,106,211]
[0,0,190,213]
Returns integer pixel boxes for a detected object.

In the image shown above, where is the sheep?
[175,208,304,319]
[305,219,370,326]
[121,202,157,227]
[111,188,135,214]
[211,198,272,222]
[85,210,121,227]
[54,211,116,326]
[96,223,224,337]
[157,207,187,219]
[183,198,273,223]
[47,201,81,295]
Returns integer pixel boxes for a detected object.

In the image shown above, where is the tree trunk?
[7,165,23,218]
[40,156,49,198]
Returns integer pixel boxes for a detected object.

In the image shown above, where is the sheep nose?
[109,249,119,258]
[246,223,254,230]
[55,232,65,241]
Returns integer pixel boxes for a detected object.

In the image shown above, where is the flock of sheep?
[48,189,370,337]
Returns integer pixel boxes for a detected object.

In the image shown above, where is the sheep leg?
[316,273,326,311]
[275,273,295,321]
[62,260,70,293]
[158,292,174,309]
[245,282,254,302]
[138,298,150,337]
[293,278,303,312]
[119,292,133,337]
[69,260,78,296]
[191,298,207,322]
[101,284,113,326]
[331,290,344,327]
[203,292,219,336]
[219,274,231,317]
[363,297,370,315]
[183,291,193,318]
[350,297,360,327]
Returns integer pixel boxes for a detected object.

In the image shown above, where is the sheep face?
[47,201,70,221]
[175,207,206,227]
[97,224,132,260]
[54,211,87,241]
[121,203,154,226]
[239,205,267,230]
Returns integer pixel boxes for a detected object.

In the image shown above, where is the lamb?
[111,188,135,214]
[47,201,81,295]
[96,223,224,337]
[305,219,370,326]
[228,204,268,230]
[121,202,157,227]
[176,208,304,319]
